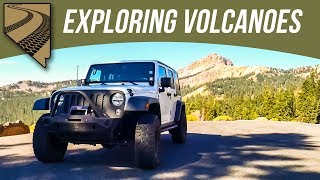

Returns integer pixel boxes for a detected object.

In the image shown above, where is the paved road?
[1,120,320,179]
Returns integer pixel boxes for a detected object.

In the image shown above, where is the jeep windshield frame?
[85,62,155,86]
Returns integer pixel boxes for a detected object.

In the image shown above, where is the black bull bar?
[50,90,108,118]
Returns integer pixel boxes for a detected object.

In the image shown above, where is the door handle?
[167,92,171,96]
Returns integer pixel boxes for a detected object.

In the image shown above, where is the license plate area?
[69,106,89,115]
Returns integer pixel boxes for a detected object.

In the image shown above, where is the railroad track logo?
[4,3,51,67]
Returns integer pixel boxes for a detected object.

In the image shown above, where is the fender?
[125,96,159,111]
[33,98,50,110]
[174,100,185,122]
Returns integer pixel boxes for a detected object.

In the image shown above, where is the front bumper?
[44,114,120,144]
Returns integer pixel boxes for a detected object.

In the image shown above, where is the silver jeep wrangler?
[32,60,187,169]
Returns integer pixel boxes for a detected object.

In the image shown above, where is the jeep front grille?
[54,90,125,118]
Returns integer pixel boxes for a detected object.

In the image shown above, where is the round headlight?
[111,93,124,106]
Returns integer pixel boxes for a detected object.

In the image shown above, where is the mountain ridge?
[1,53,319,93]
[178,53,320,88]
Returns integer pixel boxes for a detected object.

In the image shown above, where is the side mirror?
[161,77,171,88]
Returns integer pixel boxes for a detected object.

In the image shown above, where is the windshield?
[85,62,155,85]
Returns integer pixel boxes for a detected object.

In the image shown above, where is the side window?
[168,69,175,88]
[158,66,167,86]
[174,72,181,95]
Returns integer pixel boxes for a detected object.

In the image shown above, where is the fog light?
[115,109,122,116]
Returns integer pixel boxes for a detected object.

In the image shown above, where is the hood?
[56,83,157,95]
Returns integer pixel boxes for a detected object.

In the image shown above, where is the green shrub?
[270,117,280,121]
[29,124,35,133]
[187,114,198,121]
[214,115,234,121]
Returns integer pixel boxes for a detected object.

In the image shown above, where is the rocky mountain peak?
[178,53,234,79]
[206,53,234,66]
[178,53,273,87]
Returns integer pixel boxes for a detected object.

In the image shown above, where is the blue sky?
[0,42,319,86]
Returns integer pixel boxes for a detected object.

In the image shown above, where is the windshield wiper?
[89,81,138,85]
[120,81,138,85]
[88,81,108,85]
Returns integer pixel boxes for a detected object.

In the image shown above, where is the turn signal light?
[145,103,150,110]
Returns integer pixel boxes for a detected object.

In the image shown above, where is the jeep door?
[167,69,179,122]
[158,65,171,124]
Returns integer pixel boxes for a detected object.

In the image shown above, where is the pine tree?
[274,89,295,121]
[258,87,276,119]
[296,72,319,123]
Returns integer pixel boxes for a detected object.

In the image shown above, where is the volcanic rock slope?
[178,53,271,87]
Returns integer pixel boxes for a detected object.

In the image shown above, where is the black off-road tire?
[170,107,187,144]
[135,113,160,169]
[33,114,68,163]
